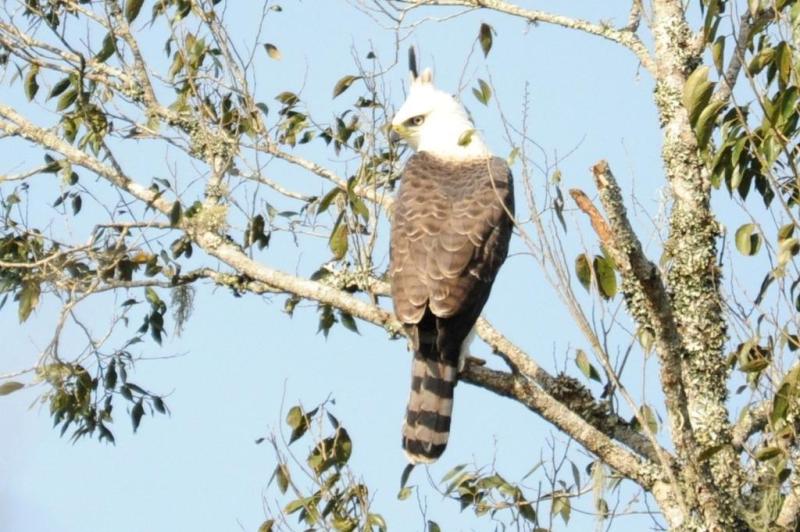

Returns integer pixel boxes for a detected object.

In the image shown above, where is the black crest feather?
[408,47,418,79]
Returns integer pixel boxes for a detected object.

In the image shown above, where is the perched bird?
[389,67,515,463]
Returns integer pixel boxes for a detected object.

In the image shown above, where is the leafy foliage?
[259,403,386,532]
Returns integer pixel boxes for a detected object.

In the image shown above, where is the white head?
[391,68,489,160]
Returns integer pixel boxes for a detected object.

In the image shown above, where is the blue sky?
[0,1,738,530]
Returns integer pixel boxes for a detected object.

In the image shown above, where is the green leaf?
[570,460,581,489]
[737,341,770,372]
[94,32,116,63]
[350,195,369,222]
[748,47,775,76]
[131,399,144,432]
[773,383,791,424]
[637,327,654,353]
[366,514,387,531]
[283,498,306,515]
[698,444,725,462]
[145,286,161,306]
[754,273,773,305]
[274,463,289,494]
[56,89,78,112]
[712,36,725,72]
[778,223,795,242]
[152,396,166,414]
[575,349,602,382]
[457,129,475,146]
[18,281,41,323]
[682,65,714,126]
[776,42,792,86]
[441,463,467,483]
[317,187,341,215]
[263,43,282,60]
[479,23,494,57]
[339,311,359,334]
[332,75,361,99]
[286,406,304,429]
[275,91,298,106]
[755,446,783,461]
[125,0,145,22]
[0,381,25,396]
[778,237,800,268]
[519,499,537,522]
[329,212,348,259]
[71,194,82,215]
[593,255,617,299]
[472,78,491,105]
[694,100,726,149]
[552,495,571,523]
[397,486,413,500]
[104,361,118,390]
[169,201,182,225]
[427,521,441,532]
[636,405,659,434]
[574,254,591,291]
[286,405,308,443]
[24,64,39,101]
[48,77,72,100]
[735,223,762,256]
[257,520,274,532]
[392,465,412,495]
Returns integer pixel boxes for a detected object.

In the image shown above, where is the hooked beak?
[388,124,403,145]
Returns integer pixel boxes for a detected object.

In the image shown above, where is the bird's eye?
[411,115,425,126]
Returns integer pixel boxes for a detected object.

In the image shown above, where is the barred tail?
[402,354,457,464]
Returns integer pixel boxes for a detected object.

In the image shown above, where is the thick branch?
[462,364,655,484]
[650,1,744,524]
[461,363,687,523]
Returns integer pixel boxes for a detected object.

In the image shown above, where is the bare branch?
[732,401,769,451]
[0,104,173,215]
[0,163,56,183]
[393,0,655,72]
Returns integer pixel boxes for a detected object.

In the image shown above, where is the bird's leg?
[458,327,477,373]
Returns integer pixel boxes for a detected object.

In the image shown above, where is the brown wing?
[390,152,514,328]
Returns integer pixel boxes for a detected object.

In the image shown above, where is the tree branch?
[397,0,655,72]
[649,1,744,524]
[461,363,656,484]
[732,401,769,451]
[0,104,173,216]
[574,160,724,525]
[713,9,774,106]
[777,469,800,529]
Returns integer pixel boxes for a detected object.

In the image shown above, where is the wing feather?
[390,152,513,323]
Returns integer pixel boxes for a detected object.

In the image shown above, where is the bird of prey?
[389,67,514,463]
